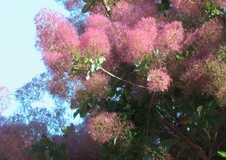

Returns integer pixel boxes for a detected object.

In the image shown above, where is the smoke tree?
[33,0,226,159]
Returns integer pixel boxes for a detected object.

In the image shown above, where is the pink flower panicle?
[216,82,226,107]
[106,22,131,63]
[46,78,68,98]
[147,69,171,93]
[193,19,223,50]
[111,1,163,27]
[90,3,107,15]
[80,28,111,59]
[111,1,145,27]
[156,21,185,54]
[64,0,81,11]
[35,8,79,53]
[111,1,135,26]
[170,0,202,16]
[126,28,155,61]
[86,14,111,31]
[83,72,109,98]
[42,51,72,74]
[218,0,226,7]
[87,112,124,144]
[136,0,158,16]
[136,17,157,34]
[0,125,35,160]
[180,61,210,95]
[124,17,158,61]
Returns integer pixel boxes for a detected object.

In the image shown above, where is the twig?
[157,116,208,160]
[99,67,148,89]
[101,0,111,17]
[208,131,218,160]
[146,94,155,136]
[218,139,226,150]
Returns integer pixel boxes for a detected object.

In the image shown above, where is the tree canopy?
[31,0,226,159]
[2,0,226,159]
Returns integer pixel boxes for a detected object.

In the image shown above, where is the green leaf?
[203,128,211,139]
[207,100,214,108]
[144,136,158,150]
[83,57,89,64]
[73,109,80,118]
[176,54,183,60]
[218,151,226,158]
[123,114,128,120]
[90,63,96,72]
[99,56,106,64]
[82,2,92,13]
[197,106,203,117]
[128,131,133,140]
[161,139,180,151]
[114,138,117,145]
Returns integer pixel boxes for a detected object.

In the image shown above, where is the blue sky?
[0,0,83,122]
[0,0,69,91]
[0,0,83,132]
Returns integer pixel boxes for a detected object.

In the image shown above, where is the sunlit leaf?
[218,151,226,158]
[197,105,203,117]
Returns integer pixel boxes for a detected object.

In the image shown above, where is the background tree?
[0,86,11,113]
[33,0,226,159]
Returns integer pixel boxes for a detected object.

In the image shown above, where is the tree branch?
[218,139,226,150]
[101,0,111,17]
[146,94,155,136]
[100,67,148,89]
[208,131,218,160]
[157,117,208,160]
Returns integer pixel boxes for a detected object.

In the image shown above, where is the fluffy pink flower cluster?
[106,3,185,62]
[90,3,106,15]
[35,1,187,97]
[156,21,185,53]
[218,0,226,7]
[46,78,68,98]
[80,28,111,59]
[35,9,79,77]
[86,14,111,31]
[216,82,226,106]
[83,72,109,98]
[42,51,73,74]
[111,1,160,27]
[125,17,157,61]
[136,17,157,34]
[170,0,202,16]
[111,1,137,26]
[106,22,129,63]
[35,8,79,53]
[87,112,124,144]
[193,19,223,50]
[147,69,171,93]
[126,29,154,61]
[180,61,210,94]
[0,125,36,160]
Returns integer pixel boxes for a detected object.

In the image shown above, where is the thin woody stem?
[99,67,148,89]
[101,0,111,17]
[208,131,218,160]
[158,117,208,160]
[146,94,155,136]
